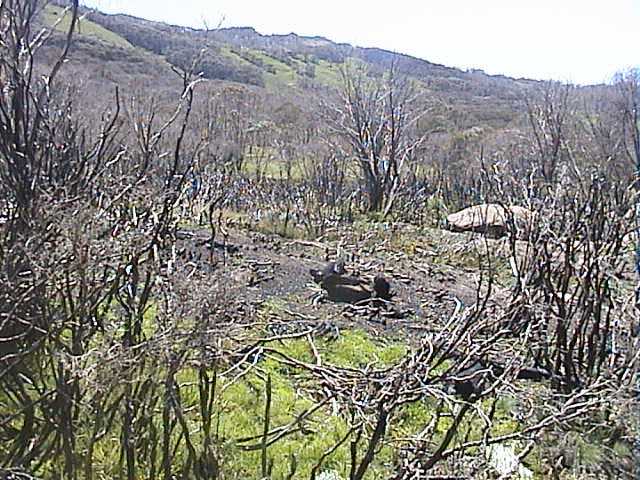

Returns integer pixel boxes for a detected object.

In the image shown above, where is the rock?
[446,204,534,239]
[486,444,533,479]
[316,471,344,480]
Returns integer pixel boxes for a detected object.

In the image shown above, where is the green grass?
[221,45,349,91]
[6,290,629,479]
[215,366,353,478]
[221,47,300,91]
[3,322,625,478]
[315,59,343,86]
[252,212,309,240]
[42,5,133,49]
[220,46,259,71]
[320,329,406,368]
[79,329,408,479]
[250,51,299,89]
[240,146,305,181]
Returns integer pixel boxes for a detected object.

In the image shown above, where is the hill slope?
[40,2,544,129]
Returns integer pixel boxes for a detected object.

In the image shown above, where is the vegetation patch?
[43,4,133,48]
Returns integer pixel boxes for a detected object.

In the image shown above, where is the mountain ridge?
[59,1,539,90]
[40,1,571,130]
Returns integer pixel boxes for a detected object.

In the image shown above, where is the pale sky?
[82,0,639,85]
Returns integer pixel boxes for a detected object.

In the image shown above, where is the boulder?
[446,203,534,239]
[486,444,533,479]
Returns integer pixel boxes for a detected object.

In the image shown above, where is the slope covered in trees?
[41,0,549,129]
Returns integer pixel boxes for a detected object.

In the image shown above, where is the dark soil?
[170,223,522,343]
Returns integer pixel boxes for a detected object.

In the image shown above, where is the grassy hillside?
[68,7,537,129]
[43,4,132,49]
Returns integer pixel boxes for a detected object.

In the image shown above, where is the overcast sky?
[81,0,639,85]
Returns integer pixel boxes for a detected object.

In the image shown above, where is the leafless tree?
[327,61,429,216]
[1,2,638,479]
[0,2,205,478]
[613,70,640,175]
[525,81,576,185]
[611,67,640,478]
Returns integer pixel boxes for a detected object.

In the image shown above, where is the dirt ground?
[168,219,638,352]
[169,222,532,344]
